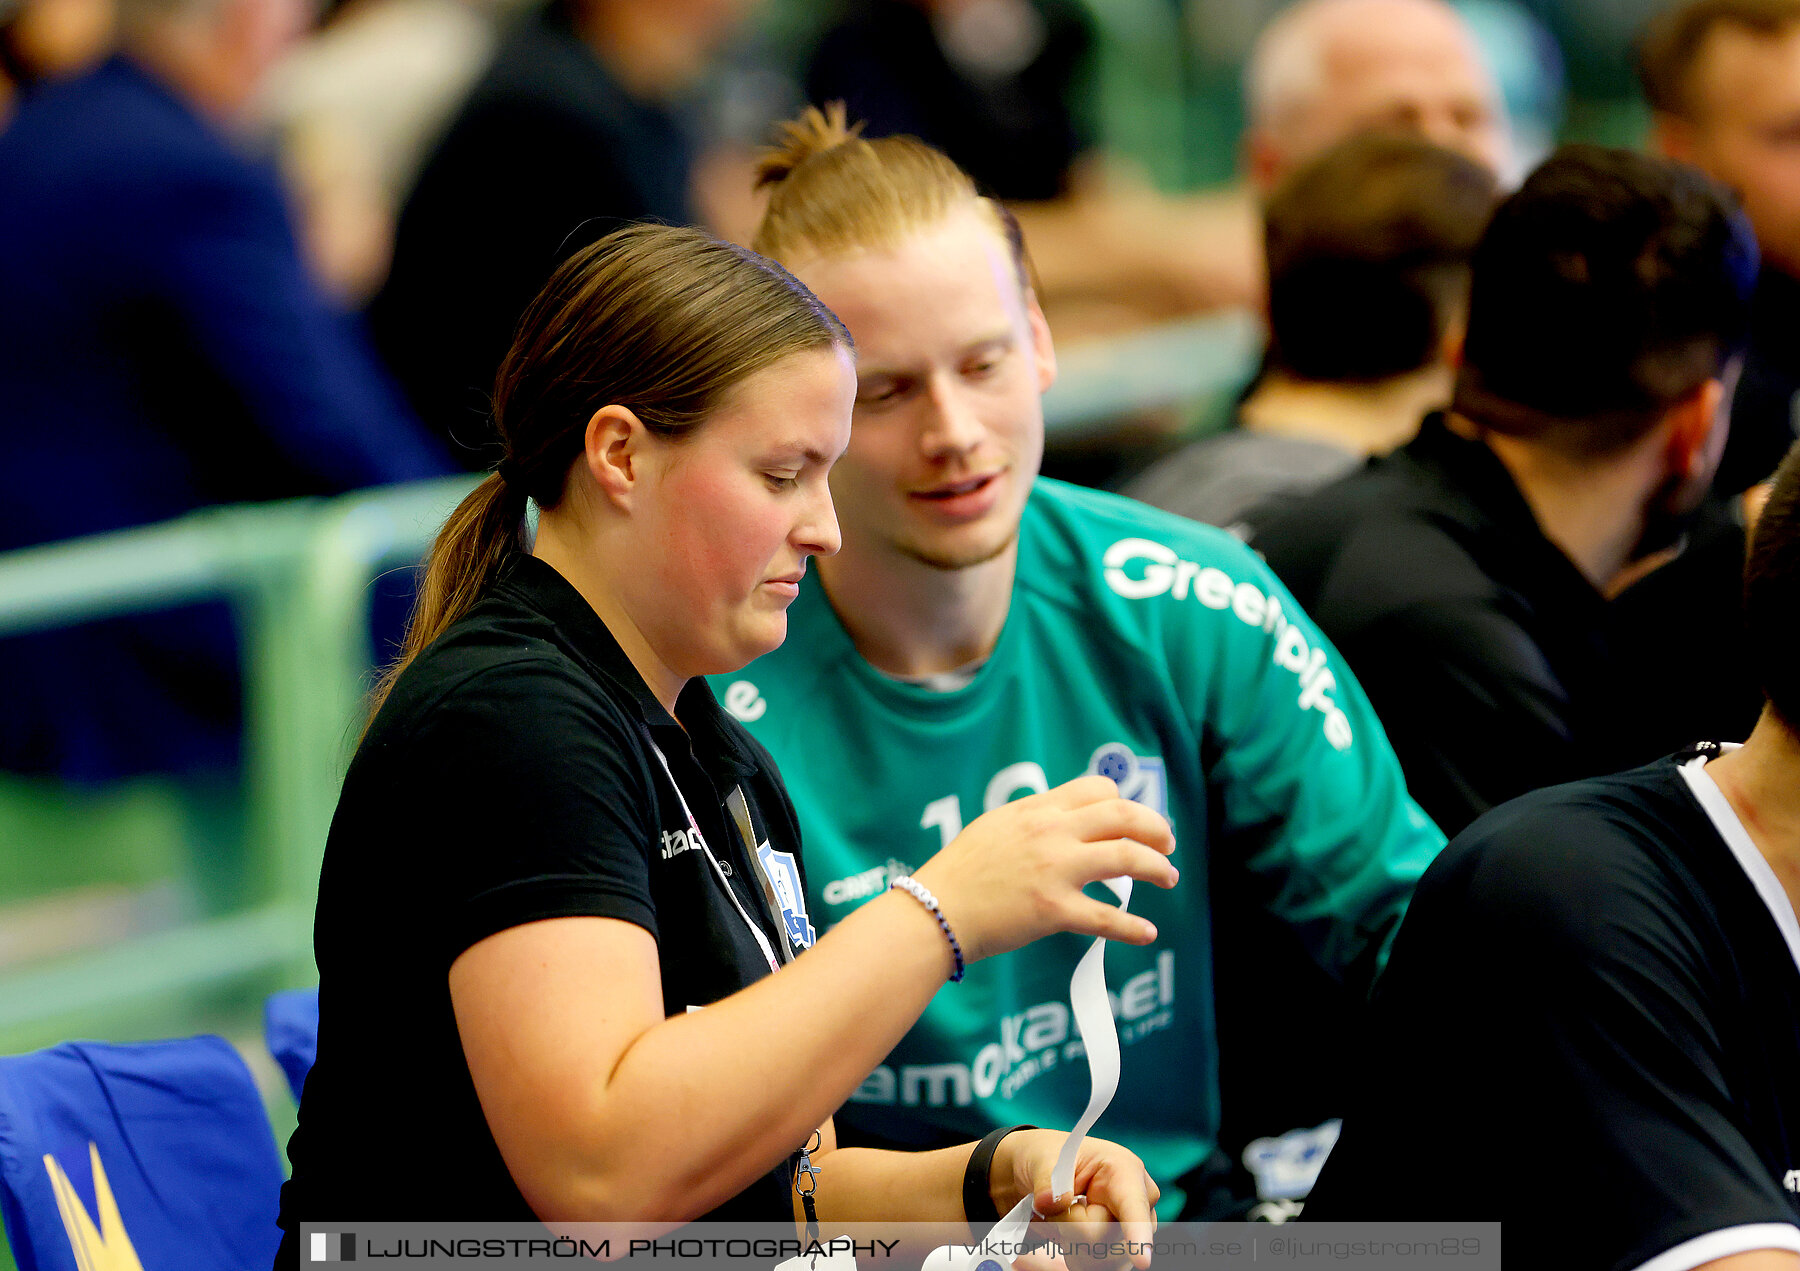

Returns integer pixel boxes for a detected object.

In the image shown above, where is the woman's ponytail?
[364,472,528,726]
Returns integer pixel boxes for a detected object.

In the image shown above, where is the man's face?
[1661,23,1800,277]
[788,207,1055,574]
[1254,1,1510,189]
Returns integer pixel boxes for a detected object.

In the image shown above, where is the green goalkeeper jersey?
[711,478,1442,1215]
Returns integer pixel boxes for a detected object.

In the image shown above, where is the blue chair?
[264,986,320,1103]
[0,1036,284,1271]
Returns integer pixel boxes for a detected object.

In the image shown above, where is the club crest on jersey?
[1086,743,1168,815]
[757,841,817,949]
[1243,1119,1342,1201]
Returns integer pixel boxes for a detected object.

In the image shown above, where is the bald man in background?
[1242,0,1513,190]
[1008,0,1511,334]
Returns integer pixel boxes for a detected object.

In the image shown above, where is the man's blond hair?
[752,102,1030,289]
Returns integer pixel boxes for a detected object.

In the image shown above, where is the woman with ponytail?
[274,223,1175,1259]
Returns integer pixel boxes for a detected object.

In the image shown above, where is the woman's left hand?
[988,1130,1160,1270]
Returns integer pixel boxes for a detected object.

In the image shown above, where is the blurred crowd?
[0,2,1600,765]
[7,0,1785,771]
[1,0,1794,823]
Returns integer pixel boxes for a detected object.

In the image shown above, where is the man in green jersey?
[711,106,1444,1218]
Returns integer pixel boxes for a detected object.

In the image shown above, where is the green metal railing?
[267,476,481,918]
[0,478,478,1042]
[0,504,317,1037]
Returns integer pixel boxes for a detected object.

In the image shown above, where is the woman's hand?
[988,1130,1160,1271]
[911,776,1178,965]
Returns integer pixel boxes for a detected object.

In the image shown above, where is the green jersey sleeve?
[1096,524,1444,982]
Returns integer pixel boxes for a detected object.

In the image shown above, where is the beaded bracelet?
[890,875,965,982]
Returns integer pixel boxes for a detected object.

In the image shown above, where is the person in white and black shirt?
[1306,439,1800,1270]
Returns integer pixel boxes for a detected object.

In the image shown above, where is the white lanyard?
[648,738,781,975]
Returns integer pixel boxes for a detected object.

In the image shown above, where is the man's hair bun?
[756,102,864,189]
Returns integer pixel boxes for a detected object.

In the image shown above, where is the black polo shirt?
[277,554,809,1246]
[1306,748,1800,1270]
[1244,414,1625,837]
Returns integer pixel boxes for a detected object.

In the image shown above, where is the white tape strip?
[924,874,1135,1271]
[1052,874,1131,1199]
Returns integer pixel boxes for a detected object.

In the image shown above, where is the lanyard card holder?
[728,786,808,960]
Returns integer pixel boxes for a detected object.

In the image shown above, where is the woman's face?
[629,344,855,679]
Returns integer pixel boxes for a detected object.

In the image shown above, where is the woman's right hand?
[909,775,1177,964]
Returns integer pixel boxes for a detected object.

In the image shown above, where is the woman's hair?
[366,223,849,723]
[753,102,1031,291]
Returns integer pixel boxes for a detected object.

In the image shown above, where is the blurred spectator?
[1305,442,1800,1266]
[368,0,756,467]
[0,0,451,779]
[1127,132,1497,529]
[0,0,112,122]
[793,0,1253,337]
[1029,0,1515,338]
[790,0,1515,345]
[1243,0,1513,192]
[804,0,1092,202]
[1246,147,1757,836]
[254,0,527,306]
[1641,0,1800,495]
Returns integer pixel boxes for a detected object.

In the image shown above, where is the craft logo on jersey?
[757,840,817,949]
[1085,743,1167,815]
[823,859,916,907]
[660,826,705,860]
